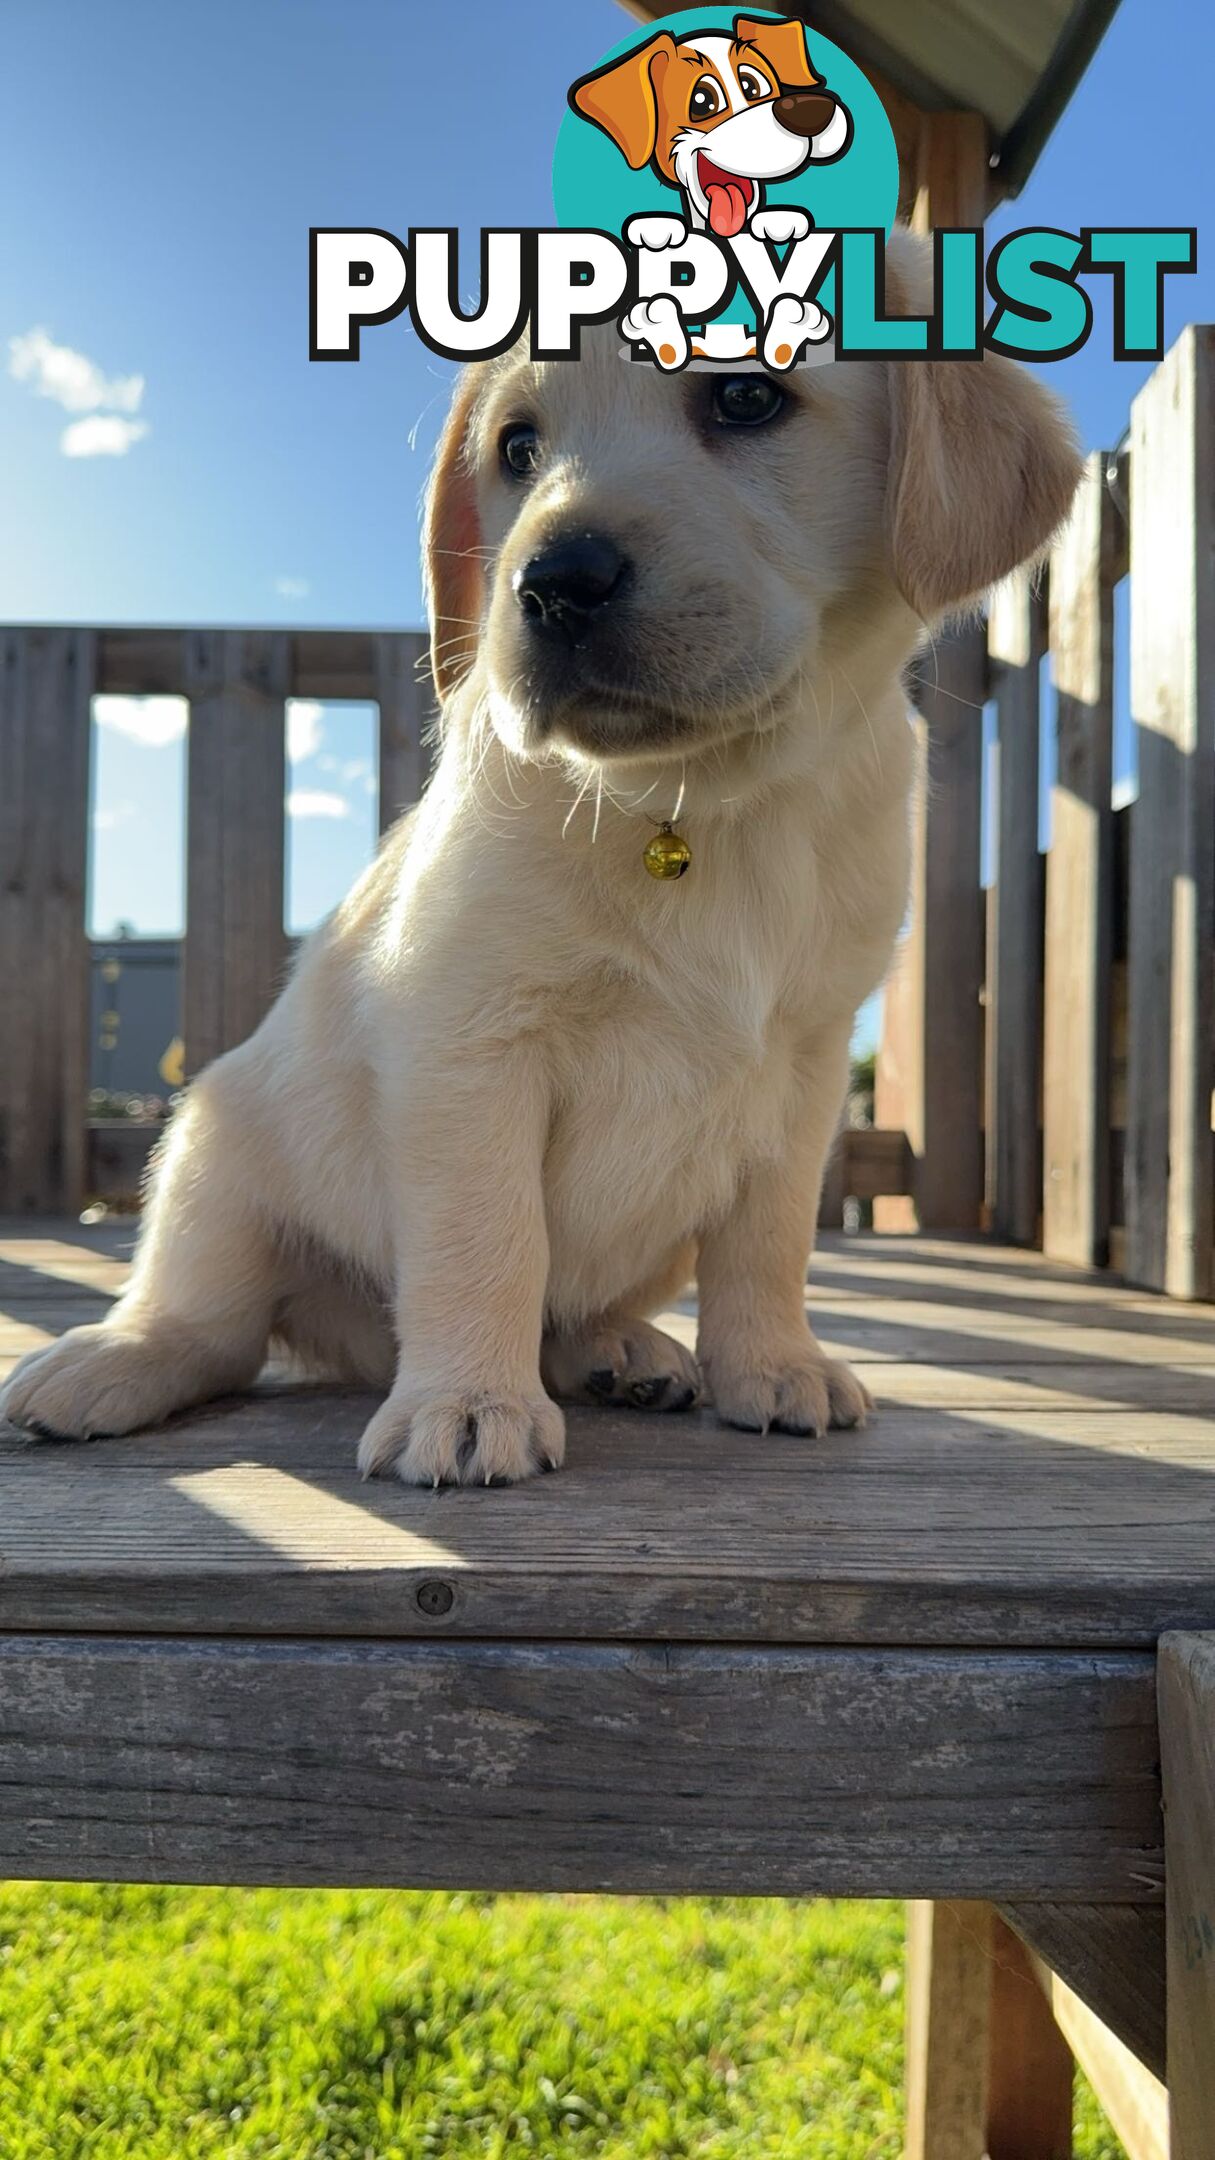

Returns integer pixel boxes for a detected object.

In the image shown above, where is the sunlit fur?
[1,233,1080,1488]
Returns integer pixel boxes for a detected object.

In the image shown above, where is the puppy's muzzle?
[513,532,630,648]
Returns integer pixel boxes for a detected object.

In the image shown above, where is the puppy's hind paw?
[1,1325,198,1440]
[762,293,831,370]
[358,1387,566,1488]
[620,296,689,371]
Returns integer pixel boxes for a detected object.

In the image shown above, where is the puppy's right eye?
[500,423,542,481]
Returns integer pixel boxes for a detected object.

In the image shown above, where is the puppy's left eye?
[710,374,786,429]
[500,423,542,480]
[738,67,768,101]
[689,74,725,119]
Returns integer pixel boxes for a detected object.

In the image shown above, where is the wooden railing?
[0,628,432,1213]
[2,327,1211,1299]
[878,323,1215,1300]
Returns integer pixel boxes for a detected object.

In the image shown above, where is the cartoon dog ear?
[884,230,1082,618]
[733,14,819,90]
[423,368,484,704]
[569,33,675,170]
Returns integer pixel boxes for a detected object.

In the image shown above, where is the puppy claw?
[707,1347,869,1437]
[358,1389,566,1488]
[542,1319,701,1413]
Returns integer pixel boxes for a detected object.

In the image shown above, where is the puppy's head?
[570,16,850,234]
[425,230,1080,770]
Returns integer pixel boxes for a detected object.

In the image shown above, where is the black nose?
[513,533,628,645]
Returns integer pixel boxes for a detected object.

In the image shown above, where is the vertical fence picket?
[184,632,289,1078]
[987,572,1046,1245]
[1126,328,1215,1298]
[1042,454,1117,1269]
[0,628,93,1214]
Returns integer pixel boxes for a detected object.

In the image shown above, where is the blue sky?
[2,0,1210,991]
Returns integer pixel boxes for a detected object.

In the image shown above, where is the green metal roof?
[621,0,1121,195]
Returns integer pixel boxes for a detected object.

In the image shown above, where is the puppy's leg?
[357,1047,564,1487]
[541,1242,701,1410]
[2,1075,277,1439]
[696,1027,871,1437]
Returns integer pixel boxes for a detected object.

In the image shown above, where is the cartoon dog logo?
[569,14,851,364]
[569,14,851,237]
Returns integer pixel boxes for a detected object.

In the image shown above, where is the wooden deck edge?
[0,1636,1162,1897]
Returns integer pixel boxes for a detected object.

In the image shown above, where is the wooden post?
[987,571,1046,1245]
[376,632,434,835]
[0,627,94,1213]
[183,631,288,1077]
[1125,327,1215,1298]
[904,1900,992,2160]
[876,629,987,1229]
[875,110,991,1231]
[986,1914,1073,2159]
[1159,1633,1215,2159]
[1042,456,1117,1268]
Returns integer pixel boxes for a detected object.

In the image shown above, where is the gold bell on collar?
[643,822,692,880]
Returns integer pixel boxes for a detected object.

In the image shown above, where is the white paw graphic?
[624,213,687,252]
[762,293,831,369]
[620,294,688,370]
[748,206,812,245]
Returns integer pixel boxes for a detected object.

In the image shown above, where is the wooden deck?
[2,1219,1214,2142]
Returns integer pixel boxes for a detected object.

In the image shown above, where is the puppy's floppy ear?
[884,232,1082,619]
[422,369,484,704]
[734,14,820,89]
[569,34,674,169]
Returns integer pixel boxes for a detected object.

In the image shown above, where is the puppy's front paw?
[1,1326,189,1439]
[748,206,811,245]
[541,1318,700,1411]
[620,296,688,370]
[358,1387,566,1487]
[705,1343,871,1437]
[624,213,687,251]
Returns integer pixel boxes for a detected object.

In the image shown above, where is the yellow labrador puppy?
[2,233,1079,1485]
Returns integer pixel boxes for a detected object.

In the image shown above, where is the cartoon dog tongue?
[706,180,750,236]
[698,155,752,238]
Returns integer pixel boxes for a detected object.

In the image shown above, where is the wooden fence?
[878,323,1214,1301]
[1,327,1211,1300]
[0,628,432,1214]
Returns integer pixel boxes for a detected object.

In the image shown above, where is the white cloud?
[93,695,187,749]
[61,414,149,458]
[92,800,136,833]
[287,700,324,765]
[286,788,351,820]
[275,575,310,599]
[9,327,144,414]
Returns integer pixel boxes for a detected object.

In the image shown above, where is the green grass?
[0,1888,1124,2158]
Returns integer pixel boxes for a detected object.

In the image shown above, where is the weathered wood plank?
[986,1912,1073,2159]
[1126,326,1215,1298]
[376,632,434,832]
[988,573,1046,1245]
[875,626,987,1230]
[904,1901,991,2160]
[94,628,384,703]
[183,632,289,1075]
[0,1391,1212,1646]
[0,1638,1161,1897]
[1158,1631,1215,2157]
[999,1902,1166,2079]
[0,629,94,1213]
[1044,455,1116,1270]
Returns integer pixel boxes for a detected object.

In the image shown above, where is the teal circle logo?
[554,8,898,257]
